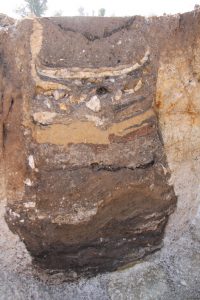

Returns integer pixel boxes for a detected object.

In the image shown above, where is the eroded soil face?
[0,15,179,274]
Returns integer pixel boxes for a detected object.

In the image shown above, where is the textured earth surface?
[0,160,200,299]
[0,11,200,299]
[1,14,177,272]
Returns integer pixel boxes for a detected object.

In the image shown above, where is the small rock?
[124,88,134,94]
[44,90,53,96]
[33,111,57,125]
[86,95,101,112]
[85,115,105,126]
[59,103,68,111]
[134,79,143,92]
[28,155,35,169]
[24,202,36,208]
[79,94,87,103]
[150,184,154,191]
[24,178,33,186]
[180,280,187,286]
[23,128,30,136]
[53,90,66,100]
[44,99,51,109]
[124,78,142,94]
[114,90,123,101]
[74,80,82,86]
[140,49,150,64]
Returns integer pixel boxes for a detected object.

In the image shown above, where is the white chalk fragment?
[86,95,101,112]
[24,178,33,186]
[24,202,36,208]
[28,155,35,169]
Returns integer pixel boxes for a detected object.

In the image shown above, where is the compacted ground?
[0,161,200,299]
[1,11,200,299]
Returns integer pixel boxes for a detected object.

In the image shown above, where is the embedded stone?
[59,103,68,111]
[134,79,142,92]
[53,89,66,100]
[114,89,123,101]
[86,95,101,112]
[32,111,57,125]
